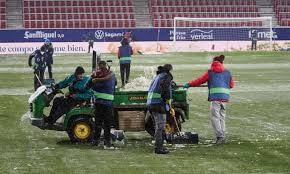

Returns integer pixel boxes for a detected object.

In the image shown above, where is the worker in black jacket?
[147,64,173,154]
[28,47,46,91]
[41,38,54,78]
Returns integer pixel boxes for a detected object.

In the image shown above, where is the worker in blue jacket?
[28,47,46,91]
[85,61,117,149]
[118,39,133,87]
[147,64,174,154]
[45,66,91,125]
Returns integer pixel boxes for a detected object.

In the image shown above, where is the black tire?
[144,109,183,137]
[67,115,94,143]
[145,111,155,137]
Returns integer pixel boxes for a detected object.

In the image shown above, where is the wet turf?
[0,52,289,174]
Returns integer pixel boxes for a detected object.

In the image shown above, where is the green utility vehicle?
[28,82,195,143]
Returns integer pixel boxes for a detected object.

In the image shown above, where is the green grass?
[0,52,290,174]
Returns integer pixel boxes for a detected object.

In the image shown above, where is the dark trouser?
[251,40,257,51]
[151,111,166,149]
[46,96,76,125]
[46,63,53,79]
[120,63,131,86]
[88,43,94,53]
[93,103,114,143]
[34,70,44,91]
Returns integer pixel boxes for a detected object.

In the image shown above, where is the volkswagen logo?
[95,30,105,40]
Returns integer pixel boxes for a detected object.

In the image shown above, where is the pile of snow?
[121,67,155,91]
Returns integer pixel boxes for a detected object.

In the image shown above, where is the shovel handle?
[177,84,208,88]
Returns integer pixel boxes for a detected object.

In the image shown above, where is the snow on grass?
[1,63,290,73]
[121,67,155,91]
[0,88,32,95]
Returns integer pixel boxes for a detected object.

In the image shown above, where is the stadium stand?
[0,0,6,28]
[273,0,290,26]
[149,0,261,27]
[23,0,136,28]
[0,0,287,29]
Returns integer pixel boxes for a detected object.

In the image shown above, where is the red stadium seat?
[36,14,41,20]
[30,21,36,28]
[93,20,99,28]
[60,7,66,13]
[81,21,86,28]
[124,20,129,27]
[86,14,91,19]
[24,1,28,7]
[55,21,61,28]
[118,20,123,27]
[116,7,121,13]
[110,7,115,13]
[104,7,109,13]
[43,21,49,28]
[105,20,111,28]
[112,20,117,27]
[49,21,55,28]
[68,21,74,28]
[22,0,136,29]
[74,21,80,28]
[87,20,92,28]
[24,14,29,20]
[24,21,29,28]
[91,7,97,13]
[29,1,35,7]
[99,20,105,28]
[66,1,71,6]
[61,21,67,28]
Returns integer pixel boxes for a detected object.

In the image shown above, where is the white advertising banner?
[0,41,289,54]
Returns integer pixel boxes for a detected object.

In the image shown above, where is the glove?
[165,99,172,106]
[169,108,175,117]
[183,83,190,89]
[54,83,60,90]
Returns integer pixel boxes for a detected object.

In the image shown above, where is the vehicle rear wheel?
[67,115,93,143]
[144,109,183,137]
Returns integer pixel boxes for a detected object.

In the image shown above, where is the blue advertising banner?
[0,28,290,42]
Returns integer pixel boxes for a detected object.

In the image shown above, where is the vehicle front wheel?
[67,115,93,143]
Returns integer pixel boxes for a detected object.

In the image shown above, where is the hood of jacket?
[211,61,225,73]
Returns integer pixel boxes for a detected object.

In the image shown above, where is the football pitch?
[0,52,289,174]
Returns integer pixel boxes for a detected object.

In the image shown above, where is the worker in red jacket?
[183,55,234,144]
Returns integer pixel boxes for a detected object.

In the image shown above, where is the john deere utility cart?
[28,83,198,144]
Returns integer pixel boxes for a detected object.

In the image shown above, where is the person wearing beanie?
[183,55,234,144]
[147,64,174,154]
[28,47,46,91]
[44,66,91,126]
[118,39,133,87]
[85,61,117,149]
[41,38,54,79]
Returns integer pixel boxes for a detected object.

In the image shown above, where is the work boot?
[121,82,125,88]
[91,140,100,147]
[155,146,169,154]
[104,141,115,150]
[215,137,225,145]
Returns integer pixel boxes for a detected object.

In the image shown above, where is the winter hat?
[213,55,225,63]
[44,38,51,45]
[156,66,164,74]
[163,64,173,72]
[75,66,85,75]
